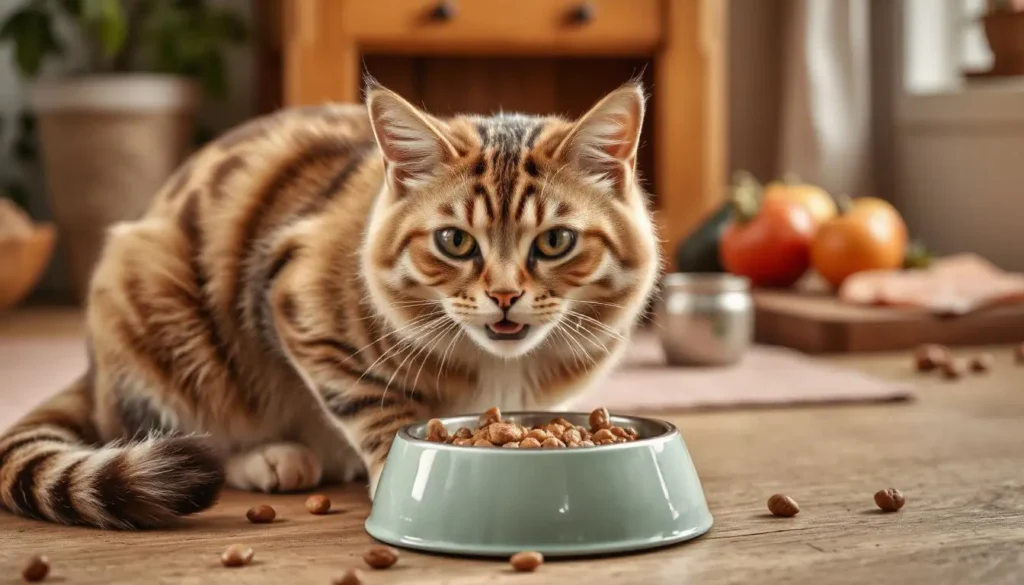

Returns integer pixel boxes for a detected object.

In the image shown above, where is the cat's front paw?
[226,442,323,493]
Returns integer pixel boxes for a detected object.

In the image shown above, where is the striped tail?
[0,374,225,529]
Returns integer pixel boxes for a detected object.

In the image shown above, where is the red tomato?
[720,198,816,288]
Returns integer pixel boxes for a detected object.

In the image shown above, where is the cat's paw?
[226,442,323,493]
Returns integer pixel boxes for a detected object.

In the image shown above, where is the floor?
[2,310,1024,584]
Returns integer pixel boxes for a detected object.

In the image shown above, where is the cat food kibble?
[332,568,365,585]
[509,551,544,572]
[21,555,49,582]
[424,407,638,448]
[363,546,399,569]
[246,504,276,524]
[306,494,331,515]
[874,488,906,512]
[970,353,994,373]
[220,544,254,567]
[942,358,966,380]
[426,418,448,442]
[914,344,948,372]
[589,407,611,430]
[519,437,542,449]
[767,494,800,517]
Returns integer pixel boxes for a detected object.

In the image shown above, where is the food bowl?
[0,223,57,313]
[654,272,753,366]
[365,412,713,558]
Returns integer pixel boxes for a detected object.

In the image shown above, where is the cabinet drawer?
[334,0,663,56]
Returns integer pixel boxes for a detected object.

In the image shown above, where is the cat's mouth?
[485,319,531,341]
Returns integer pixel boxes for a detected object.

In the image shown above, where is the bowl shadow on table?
[380,530,716,566]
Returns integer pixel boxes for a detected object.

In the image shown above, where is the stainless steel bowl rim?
[399,411,679,453]
[660,272,751,293]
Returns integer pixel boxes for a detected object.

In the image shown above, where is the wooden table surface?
[2,310,1023,585]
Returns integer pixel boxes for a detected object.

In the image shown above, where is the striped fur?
[0,82,659,529]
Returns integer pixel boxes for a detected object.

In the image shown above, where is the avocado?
[674,202,730,273]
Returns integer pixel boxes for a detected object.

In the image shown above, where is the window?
[903,0,999,94]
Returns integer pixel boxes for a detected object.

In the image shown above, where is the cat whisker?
[410,319,460,397]
[565,310,630,345]
[571,298,626,310]
[380,316,452,400]
[343,310,445,365]
[352,313,445,392]
[552,324,586,369]
[554,322,598,371]
[436,325,465,391]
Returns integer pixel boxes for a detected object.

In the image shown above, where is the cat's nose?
[486,289,522,310]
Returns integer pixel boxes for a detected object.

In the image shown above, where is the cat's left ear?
[553,83,646,196]
[366,83,459,197]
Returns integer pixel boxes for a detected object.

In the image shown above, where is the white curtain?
[778,0,873,198]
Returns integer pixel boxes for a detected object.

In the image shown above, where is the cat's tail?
[0,373,225,529]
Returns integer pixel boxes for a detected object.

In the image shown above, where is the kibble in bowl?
[364,408,713,559]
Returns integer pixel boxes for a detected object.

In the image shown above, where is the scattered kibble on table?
[332,568,365,585]
[941,358,966,380]
[246,504,276,524]
[306,494,332,515]
[874,488,906,512]
[969,353,994,373]
[767,494,800,517]
[220,544,255,567]
[21,555,50,582]
[363,546,399,569]
[914,344,949,371]
[509,551,544,572]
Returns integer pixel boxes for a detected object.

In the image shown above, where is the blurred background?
[0,0,1021,310]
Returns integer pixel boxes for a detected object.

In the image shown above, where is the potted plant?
[981,0,1024,76]
[0,0,246,302]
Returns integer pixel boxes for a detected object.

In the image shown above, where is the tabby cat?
[0,81,659,529]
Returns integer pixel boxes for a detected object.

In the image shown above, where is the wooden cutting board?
[754,290,1024,353]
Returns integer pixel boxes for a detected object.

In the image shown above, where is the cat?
[0,80,660,529]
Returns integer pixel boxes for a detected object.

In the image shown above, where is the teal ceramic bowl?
[365,412,713,558]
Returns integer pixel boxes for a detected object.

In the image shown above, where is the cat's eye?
[435,228,478,259]
[533,228,577,260]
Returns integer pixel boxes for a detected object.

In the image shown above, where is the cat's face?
[362,83,659,359]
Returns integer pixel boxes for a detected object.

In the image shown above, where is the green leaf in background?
[81,0,127,58]
[59,0,84,17]
[0,7,63,78]
[18,111,35,135]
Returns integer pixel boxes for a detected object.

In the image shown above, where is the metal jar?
[654,273,753,366]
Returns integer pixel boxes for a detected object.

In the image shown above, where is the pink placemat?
[1,332,913,431]
[571,333,915,413]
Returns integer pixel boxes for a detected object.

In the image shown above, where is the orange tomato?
[811,197,908,289]
[762,176,837,228]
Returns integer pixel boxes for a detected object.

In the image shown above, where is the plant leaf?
[0,8,63,78]
[82,0,127,58]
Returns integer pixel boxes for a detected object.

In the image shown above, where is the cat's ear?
[553,82,646,195]
[366,83,459,196]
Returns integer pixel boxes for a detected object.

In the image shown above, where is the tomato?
[720,197,816,288]
[811,196,908,289]
[762,175,837,228]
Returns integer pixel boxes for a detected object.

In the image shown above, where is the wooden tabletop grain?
[2,310,1023,585]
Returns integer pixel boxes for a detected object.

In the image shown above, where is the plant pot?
[30,74,199,303]
[982,11,1024,76]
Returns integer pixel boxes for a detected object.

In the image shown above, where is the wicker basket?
[32,75,199,302]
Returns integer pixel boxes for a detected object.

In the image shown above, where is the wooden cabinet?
[258,0,727,269]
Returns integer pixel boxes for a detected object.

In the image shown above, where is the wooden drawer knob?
[570,3,595,24]
[430,1,457,21]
